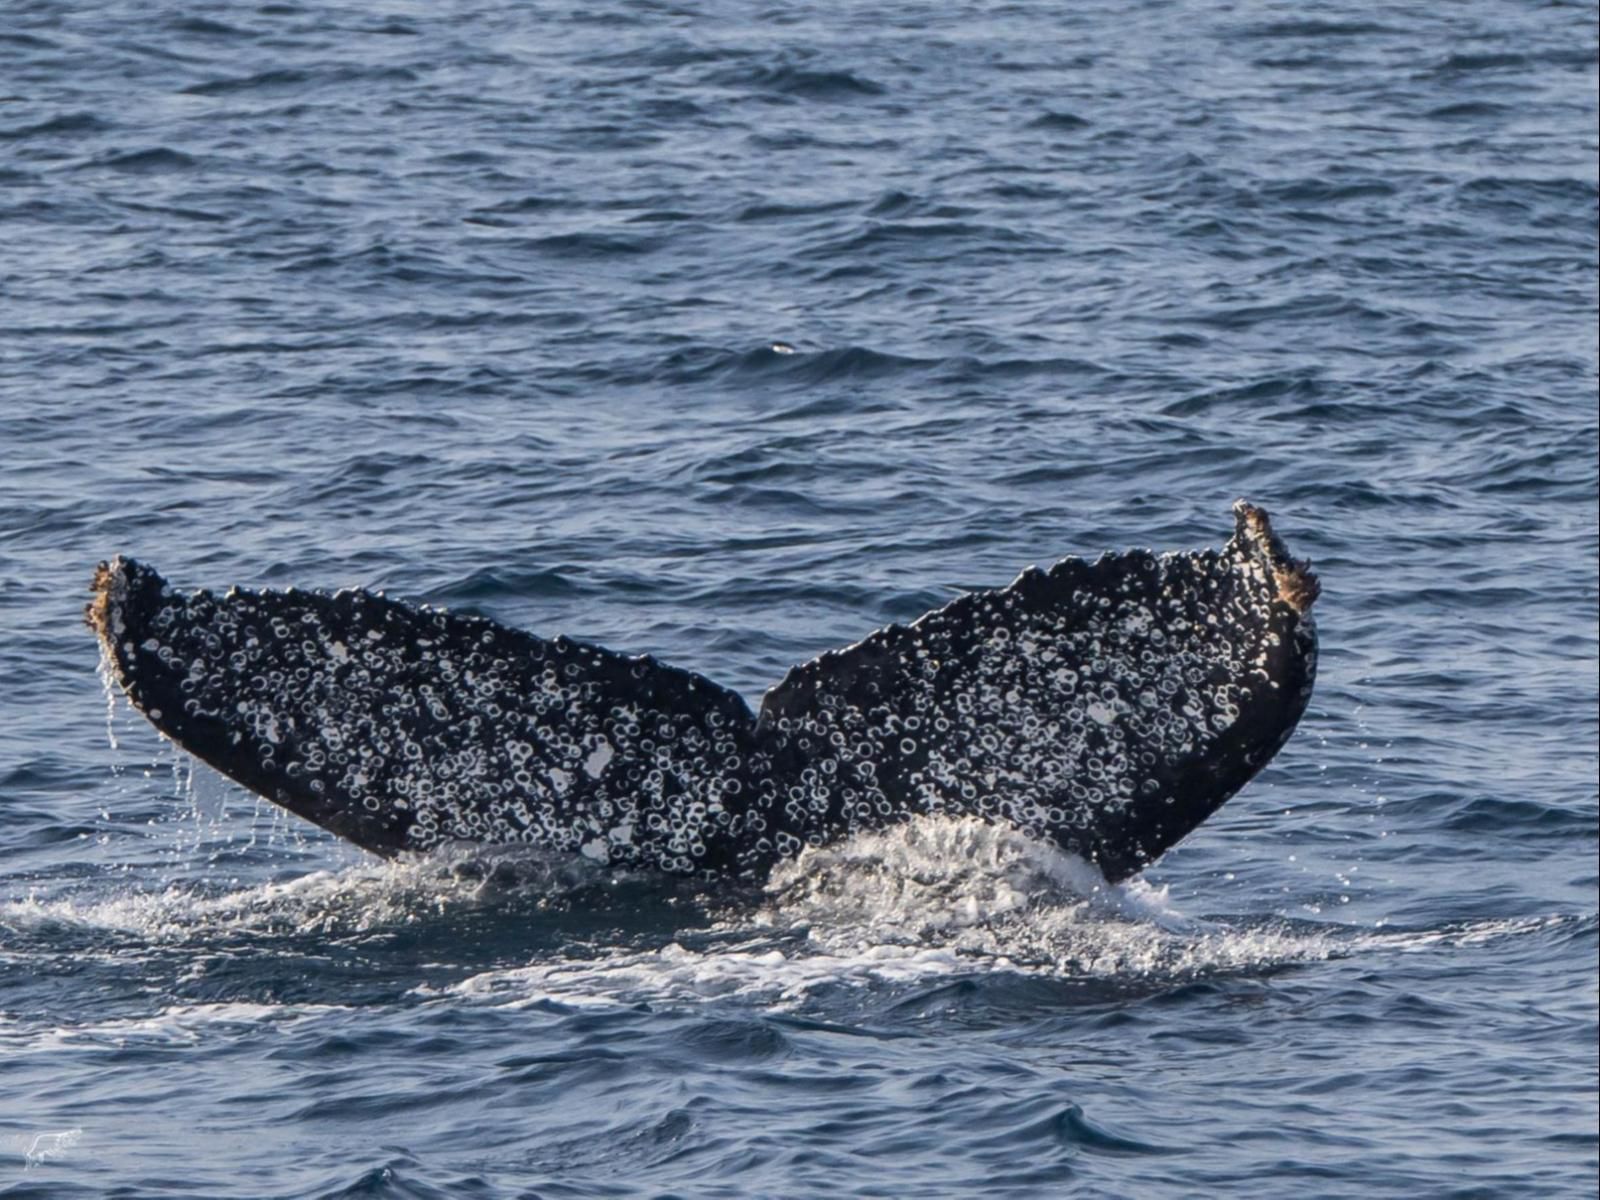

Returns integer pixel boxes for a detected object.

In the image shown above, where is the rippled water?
[2,1,1596,1196]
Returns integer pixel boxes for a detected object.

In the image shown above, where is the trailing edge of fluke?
[88,501,1318,884]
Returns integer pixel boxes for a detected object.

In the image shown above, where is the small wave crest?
[17,1001,348,1053]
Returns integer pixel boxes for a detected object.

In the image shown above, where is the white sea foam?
[761,814,1192,936]
[0,843,600,943]
[21,1001,348,1053]
[431,817,1343,1012]
[437,938,988,1011]
[1353,913,1575,954]
[7,814,1566,1021]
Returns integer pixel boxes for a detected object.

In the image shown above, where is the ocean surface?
[1,1,1597,1196]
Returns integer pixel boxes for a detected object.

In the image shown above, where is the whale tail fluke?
[89,503,1317,882]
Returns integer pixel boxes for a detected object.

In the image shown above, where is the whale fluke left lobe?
[89,555,764,872]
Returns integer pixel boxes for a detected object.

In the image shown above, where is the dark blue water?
[2,2,1596,1196]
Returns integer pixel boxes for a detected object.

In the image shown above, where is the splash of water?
[435,818,1345,1011]
[0,843,614,944]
